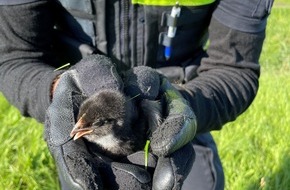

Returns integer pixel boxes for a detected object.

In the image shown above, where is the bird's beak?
[70,115,94,140]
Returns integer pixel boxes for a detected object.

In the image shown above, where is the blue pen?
[164,3,181,60]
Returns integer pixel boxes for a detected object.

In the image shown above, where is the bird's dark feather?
[73,89,161,160]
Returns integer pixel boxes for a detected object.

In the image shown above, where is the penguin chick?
[70,89,161,159]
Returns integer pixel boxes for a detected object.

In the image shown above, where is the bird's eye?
[92,120,105,126]
[105,118,114,124]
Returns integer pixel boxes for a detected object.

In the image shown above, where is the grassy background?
[0,1,289,190]
[0,97,59,189]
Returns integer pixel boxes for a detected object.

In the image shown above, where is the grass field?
[0,2,289,190]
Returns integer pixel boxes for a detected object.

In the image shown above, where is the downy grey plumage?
[70,89,161,159]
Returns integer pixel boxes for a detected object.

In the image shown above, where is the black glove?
[150,76,197,156]
[123,66,196,190]
[152,143,195,190]
[45,55,153,190]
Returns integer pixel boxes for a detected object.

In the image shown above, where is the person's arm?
[0,1,62,122]
[178,0,273,133]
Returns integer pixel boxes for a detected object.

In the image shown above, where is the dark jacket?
[0,0,273,133]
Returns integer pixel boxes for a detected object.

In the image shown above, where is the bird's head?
[70,90,133,141]
[70,113,123,141]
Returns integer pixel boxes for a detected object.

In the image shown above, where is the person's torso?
[56,0,216,70]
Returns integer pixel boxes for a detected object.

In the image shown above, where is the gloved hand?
[123,66,197,190]
[45,55,153,190]
[150,75,197,156]
[153,76,197,190]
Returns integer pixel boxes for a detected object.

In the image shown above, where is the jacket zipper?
[122,0,130,67]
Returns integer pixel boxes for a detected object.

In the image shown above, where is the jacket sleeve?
[0,1,62,123]
[178,0,273,133]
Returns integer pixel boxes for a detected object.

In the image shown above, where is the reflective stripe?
[131,0,215,6]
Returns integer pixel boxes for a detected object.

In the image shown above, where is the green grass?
[259,7,290,71]
[0,2,289,190]
[212,71,290,190]
[0,99,59,190]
